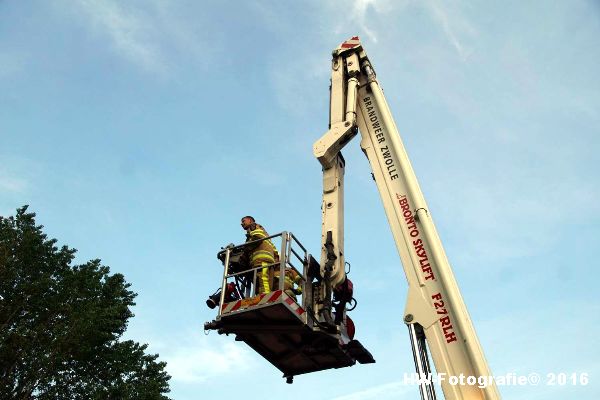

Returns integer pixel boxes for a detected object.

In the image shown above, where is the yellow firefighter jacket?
[245,223,277,293]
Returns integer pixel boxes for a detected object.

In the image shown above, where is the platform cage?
[207,231,374,382]
[215,231,312,323]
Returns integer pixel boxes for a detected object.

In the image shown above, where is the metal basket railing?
[216,231,308,317]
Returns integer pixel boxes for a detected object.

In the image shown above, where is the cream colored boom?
[314,37,500,400]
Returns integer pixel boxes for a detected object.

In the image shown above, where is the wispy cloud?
[424,0,477,61]
[351,0,381,43]
[73,0,167,74]
[427,142,600,267]
[167,341,255,383]
[0,170,27,193]
[335,0,477,58]
[156,333,257,383]
[0,159,34,217]
[67,0,213,77]
[331,0,401,44]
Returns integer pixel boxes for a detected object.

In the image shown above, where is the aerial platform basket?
[204,231,374,382]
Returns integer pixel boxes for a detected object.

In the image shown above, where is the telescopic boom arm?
[313,37,501,400]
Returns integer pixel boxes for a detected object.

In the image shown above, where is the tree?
[0,206,171,399]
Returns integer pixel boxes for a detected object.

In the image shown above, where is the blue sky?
[1,1,599,399]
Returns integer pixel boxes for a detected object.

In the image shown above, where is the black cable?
[346,297,357,312]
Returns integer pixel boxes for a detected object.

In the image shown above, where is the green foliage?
[0,206,171,399]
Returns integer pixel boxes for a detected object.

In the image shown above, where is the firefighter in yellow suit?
[273,267,303,299]
[241,216,277,294]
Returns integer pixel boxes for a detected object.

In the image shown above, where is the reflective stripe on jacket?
[245,223,277,268]
[273,268,302,293]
